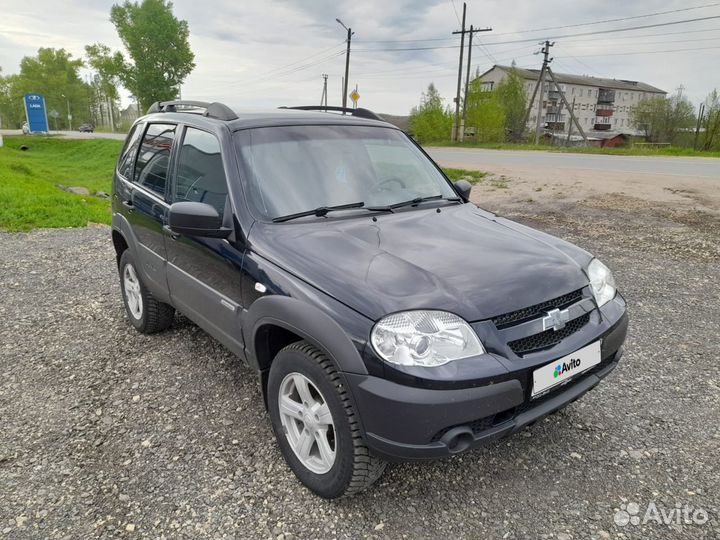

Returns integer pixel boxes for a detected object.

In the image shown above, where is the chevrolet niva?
[111,101,628,498]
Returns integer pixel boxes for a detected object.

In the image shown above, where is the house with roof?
[476,65,667,137]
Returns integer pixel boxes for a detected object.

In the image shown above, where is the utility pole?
[452,3,466,142]
[453,8,492,142]
[523,40,586,145]
[534,41,551,144]
[61,93,72,131]
[565,97,576,145]
[336,18,353,110]
[694,102,705,150]
[320,74,328,109]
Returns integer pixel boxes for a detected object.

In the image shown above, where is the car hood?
[250,204,592,322]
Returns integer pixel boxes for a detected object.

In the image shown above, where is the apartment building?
[476,65,667,136]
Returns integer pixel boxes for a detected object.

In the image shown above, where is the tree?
[0,68,25,128]
[10,48,90,129]
[85,44,125,130]
[408,83,453,143]
[700,89,720,151]
[109,0,195,110]
[495,65,527,141]
[465,79,505,143]
[630,89,695,144]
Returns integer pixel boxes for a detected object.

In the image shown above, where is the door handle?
[122,199,134,212]
[163,224,179,240]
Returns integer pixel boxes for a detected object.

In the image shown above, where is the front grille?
[508,312,591,356]
[492,289,584,329]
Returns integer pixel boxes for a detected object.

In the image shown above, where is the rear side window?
[134,123,176,196]
[117,124,143,179]
[174,128,228,218]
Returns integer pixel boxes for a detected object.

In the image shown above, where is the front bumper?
[346,311,628,461]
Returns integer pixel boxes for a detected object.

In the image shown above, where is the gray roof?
[487,65,666,94]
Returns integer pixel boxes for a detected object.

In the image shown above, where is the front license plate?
[532,341,601,398]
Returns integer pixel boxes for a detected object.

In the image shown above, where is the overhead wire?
[353,3,720,44]
[353,15,720,52]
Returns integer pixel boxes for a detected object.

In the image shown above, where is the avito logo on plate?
[554,357,581,378]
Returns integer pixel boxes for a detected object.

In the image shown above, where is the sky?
[0,0,719,115]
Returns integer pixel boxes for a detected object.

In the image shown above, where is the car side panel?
[240,251,372,376]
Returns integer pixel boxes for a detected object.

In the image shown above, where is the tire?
[118,250,174,334]
[268,341,387,498]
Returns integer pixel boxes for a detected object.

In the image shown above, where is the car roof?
[138,108,398,132]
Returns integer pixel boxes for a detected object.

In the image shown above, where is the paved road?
[427,146,720,179]
[0,129,126,141]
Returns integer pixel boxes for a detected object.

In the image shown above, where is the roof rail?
[280,105,384,122]
[146,100,238,121]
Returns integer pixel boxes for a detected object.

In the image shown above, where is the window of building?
[134,123,176,196]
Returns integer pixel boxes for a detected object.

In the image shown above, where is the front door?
[125,123,177,295]
[165,126,246,355]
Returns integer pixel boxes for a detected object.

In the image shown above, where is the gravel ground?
[1,188,719,539]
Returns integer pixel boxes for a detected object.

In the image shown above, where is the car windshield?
[234,125,458,221]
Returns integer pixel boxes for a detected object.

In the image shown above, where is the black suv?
[111,101,628,498]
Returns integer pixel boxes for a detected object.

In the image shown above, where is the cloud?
[0,0,717,114]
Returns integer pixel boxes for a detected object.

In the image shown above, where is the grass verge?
[0,136,488,232]
[433,141,720,158]
[0,136,123,231]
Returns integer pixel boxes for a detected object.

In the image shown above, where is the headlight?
[370,310,485,367]
[587,258,616,307]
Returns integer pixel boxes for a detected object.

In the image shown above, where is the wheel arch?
[244,295,369,406]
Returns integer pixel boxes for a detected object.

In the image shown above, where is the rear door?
[125,123,177,295]
[165,126,246,355]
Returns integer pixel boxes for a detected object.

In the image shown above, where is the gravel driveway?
[1,186,719,538]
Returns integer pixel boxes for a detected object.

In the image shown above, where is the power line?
[449,0,461,24]
[228,50,346,90]
[556,35,720,48]
[353,3,720,44]
[489,2,720,36]
[353,15,720,51]
[568,45,720,57]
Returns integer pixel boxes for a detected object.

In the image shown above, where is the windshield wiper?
[272,201,366,222]
[367,194,461,213]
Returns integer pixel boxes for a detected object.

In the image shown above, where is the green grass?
[0,136,492,232]
[433,141,720,158]
[442,168,488,184]
[0,136,122,231]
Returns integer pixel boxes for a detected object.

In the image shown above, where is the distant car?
[78,123,95,133]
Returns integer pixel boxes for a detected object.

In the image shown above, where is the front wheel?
[268,341,387,498]
[118,250,174,334]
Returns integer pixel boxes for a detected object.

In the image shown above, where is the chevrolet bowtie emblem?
[542,307,571,331]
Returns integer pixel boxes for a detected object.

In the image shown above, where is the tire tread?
[281,341,387,497]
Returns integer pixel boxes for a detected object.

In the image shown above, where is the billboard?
[23,94,49,133]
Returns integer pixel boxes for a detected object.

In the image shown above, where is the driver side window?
[174,127,229,219]
[365,142,439,195]
[134,123,176,196]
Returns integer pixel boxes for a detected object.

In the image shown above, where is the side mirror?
[168,201,232,239]
[453,179,472,202]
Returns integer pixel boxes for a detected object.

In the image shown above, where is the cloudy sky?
[1,0,719,114]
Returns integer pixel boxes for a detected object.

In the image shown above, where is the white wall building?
[477,65,667,136]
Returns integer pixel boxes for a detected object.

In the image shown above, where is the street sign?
[49,110,60,119]
[23,94,49,133]
[350,89,360,104]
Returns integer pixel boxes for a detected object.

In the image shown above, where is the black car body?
[111,101,628,498]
